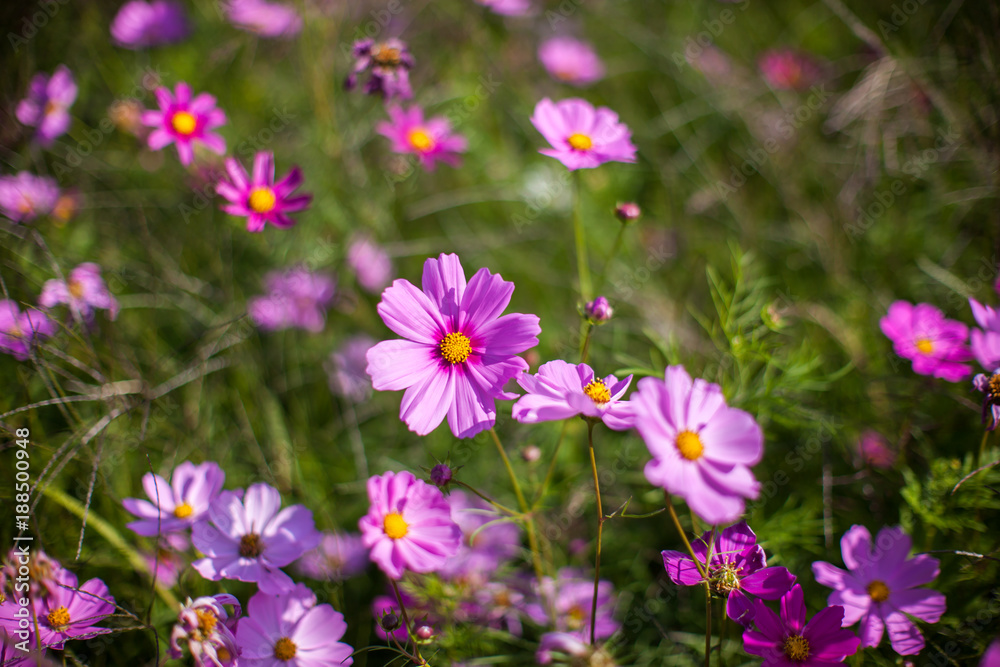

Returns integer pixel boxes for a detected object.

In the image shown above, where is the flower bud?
[614,202,640,223]
[380,612,400,632]
[429,463,453,487]
[584,296,613,323]
[415,625,435,640]
[520,445,541,462]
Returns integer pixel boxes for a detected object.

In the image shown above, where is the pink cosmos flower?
[39,263,119,324]
[969,297,1000,371]
[538,37,605,87]
[0,301,56,361]
[982,640,1000,667]
[812,525,946,655]
[248,268,336,332]
[742,584,861,666]
[358,470,462,580]
[122,461,226,536]
[879,301,972,382]
[365,253,541,438]
[346,39,415,100]
[0,172,60,223]
[758,49,824,91]
[16,66,77,147]
[376,106,468,172]
[326,335,377,403]
[347,234,393,293]
[662,521,796,626]
[223,0,303,38]
[632,365,764,525]
[21,569,115,650]
[141,82,227,166]
[475,0,532,15]
[192,483,321,594]
[525,568,619,641]
[216,151,312,232]
[0,627,47,666]
[468,579,528,635]
[513,360,634,430]
[855,430,896,469]
[531,98,637,170]
[295,532,369,582]
[235,584,353,666]
[170,594,241,667]
[111,0,190,48]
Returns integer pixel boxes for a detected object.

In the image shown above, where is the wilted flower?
[538,37,605,87]
[0,172,60,223]
[376,106,468,172]
[326,335,377,402]
[122,461,226,536]
[346,38,415,100]
[880,301,972,382]
[531,98,637,170]
[141,82,227,166]
[513,360,634,430]
[296,532,369,582]
[169,594,241,667]
[347,234,393,293]
[16,66,77,147]
[223,0,302,38]
[40,263,120,324]
[248,268,336,333]
[0,301,56,361]
[758,49,824,91]
[584,296,613,322]
[1,548,67,600]
[111,0,190,48]
[216,151,312,232]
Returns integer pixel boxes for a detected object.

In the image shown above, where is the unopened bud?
[521,445,541,462]
[415,625,435,640]
[429,463,453,487]
[584,296,613,323]
[380,612,400,632]
[615,202,641,223]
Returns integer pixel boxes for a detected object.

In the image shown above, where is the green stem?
[596,224,627,294]
[390,579,425,665]
[587,421,604,646]
[705,584,713,667]
[976,428,989,468]
[579,322,595,364]
[453,480,519,516]
[573,171,592,302]
[718,604,727,667]
[665,491,711,667]
[490,427,527,511]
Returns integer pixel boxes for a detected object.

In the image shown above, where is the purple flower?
[0,172,60,223]
[758,49,824,91]
[742,584,861,666]
[216,151,311,232]
[141,82,227,166]
[880,301,972,382]
[614,202,641,222]
[142,540,185,589]
[0,627,46,666]
[1,548,67,600]
[812,525,946,655]
[346,39,415,100]
[974,369,1000,430]
[192,483,321,594]
[982,640,1000,667]
[525,568,619,641]
[358,470,462,580]
[365,253,540,438]
[248,268,336,333]
[295,532,369,582]
[235,584,354,666]
[223,0,303,38]
[632,365,764,525]
[39,263,120,323]
[855,430,896,468]
[111,0,190,49]
[169,594,241,667]
[347,234,393,294]
[439,489,521,581]
[584,296,613,322]
[475,0,532,15]
[16,66,77,147]
[662,521,796,626]
[538,37,605,87]
[468,579,528,635]
[20,570,114,650]
[531,98,637,170]
[122,461,226,536]
[376,106,468,172]
[969,297,1000,371]
[536,632,590,665]
[0,301,56,361]
[513,360,634,430]
[326,335,377,402]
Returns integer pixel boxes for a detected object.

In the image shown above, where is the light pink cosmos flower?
[879,301,972,382]
[295,532,369,582]
[632,365,764,525]
[192,483,321,594]
[969,297,1000,371]
[39,263,119,324]
[216,151,312,232]
[758,49,824,91]
[0,301,56,361]
[365,253,541,438]
[347,234,393,294]
[812,525,946,655]
[16,66,77,147]
[513,360,634,430]
[223,0,303,38]
[531,98,637,170]
[122,461,226,536]
[111,0,190,49]
[18,569,115,650]
[376,106,468,172]
[170,594,241,667]
[236,584,353,666]
[248,268,336,333]
[538,37,605,87]
[358,470,462,580]
[141,82,227,166]
[0,172,60,223]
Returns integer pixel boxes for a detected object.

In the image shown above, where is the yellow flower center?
[68,280,85,299]
[567,133,593,150]
[675,430,704,461]
[173,502,194,518]
[8,323,22,339]
[989,374,1000,399]
[196,608,218,636]
[439,332,472,364]
[248,187,277,213]
[44,100,60,116]
[408,129,435,153]
[46,606,70,631]
[914,338,934,355]
[273,637,297,661]
[239,533,262,558]
[171,110,197,135]
[216,647,232,663]
[567,605,585,630]
[383,512,409,539]
[372,44,402,66]
[584,379,611,404]
[867,579,890,603]
[783,634,810,661]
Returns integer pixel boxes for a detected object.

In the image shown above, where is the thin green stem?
[705,584,712,667]
[573,171,592,302]
[579,322,595,364]
[532,421,570,509]
[596,224,627,294]
[718,601,727,667]
[587,421,604,646]
[490,427,528,511]
[453,480,519,516]
[390,579,425,665]
[665,491,711,667]
[976,428,990,468]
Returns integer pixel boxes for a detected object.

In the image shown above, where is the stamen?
[171,111,197,136]
[408,129,435,153]
[914,337,934,355]
[248,187,277,213]
[439,332,472,364]
[173,502,194,519]
[583,379,611,404]
[273,637,297,661]
[239,533,262,558]
[675,430,704,461]
[567,133,593,150]
[46,606,71,631]
[383,512,409,539]
[867,580,890,603]
[783,634,810,661]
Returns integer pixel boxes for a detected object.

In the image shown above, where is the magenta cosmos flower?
[40,263,119,324]
[346,39,415,100]
[662,521,796,626]
[192,483,321,594]
[0,301,56,361]
[365,253,541,438]
[358,470,462,580]
[376,106,468,172]
[296,532,369,582]
[141,82,227,166]
[538,37,605,86]
[812,525,946,655]
[170,594,241,667]
[347,234,393,293]
[235,584,353,667]
[969,297,1000,371]
[111,0,190,48]
[982,640,1000,667]
[879,301,972,382]
[513,360,634,430]
[758,49,824,91]
[223,0,302,38]
[0,172,60,223]
[16,66,77,147]
[632,365,763,524]
[248,268,336,333]
[22,569,115,650]
[531,98,637,170]
[122,461,226,536]
[475,0,532,15]
[216,151,312,232]
[743,584,861,666]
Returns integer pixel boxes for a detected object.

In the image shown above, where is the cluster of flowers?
[110,0,303,46]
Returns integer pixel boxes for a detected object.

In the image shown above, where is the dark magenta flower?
[0,172,60,223]
[812,525,946,655]
[111,0,190,49]
[223,0,302,38]
[662,521,796,626]
[855,430,896,468]
[16,66,76,147]
[0,301,56,361]
[512,360,634,430]
[346,38,415,100]
[169,594,241,667]
[122,461,226,536]
[141,82,227,166]
[40,263,119,324]
[981,640,1000,667]
[376,106,468,172]
[531,98,637,170]
[248,268,336,333]
[880,301,972,382]
[758,49,824,91]
[614,202,641,222]
[538,37,605,87]
[216,151,312,232]
[365,253,540,438]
